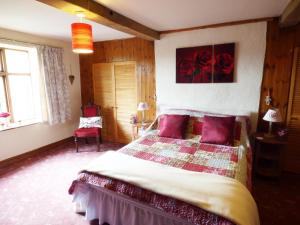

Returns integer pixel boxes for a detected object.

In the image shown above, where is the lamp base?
[264,121,275,138]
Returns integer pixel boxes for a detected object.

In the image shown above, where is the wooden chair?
[74,104,102,152]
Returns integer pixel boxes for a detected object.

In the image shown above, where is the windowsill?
[0,120,41,132]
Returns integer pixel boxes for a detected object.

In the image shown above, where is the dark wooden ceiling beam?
[280,0,300,27]
[36,0,160,40]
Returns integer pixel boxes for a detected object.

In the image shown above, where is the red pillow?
[201,116,236,146]
[193,121,203,135]
[158,114,190,139]
[234,122,242,140]
[194,119,241,140]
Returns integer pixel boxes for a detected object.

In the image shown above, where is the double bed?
[69,109,259,225]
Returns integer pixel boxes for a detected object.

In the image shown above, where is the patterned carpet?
[0,140,299,225]
[0,141,123,225]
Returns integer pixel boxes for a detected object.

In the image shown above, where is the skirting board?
[0,137,73,176]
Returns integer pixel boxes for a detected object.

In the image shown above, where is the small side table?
[131,121,153,141]
[253,132,287,178]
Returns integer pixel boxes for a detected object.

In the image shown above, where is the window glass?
[0,77,7,112]
[8,75,34,122]
[5,49,30,74]
[0,45,43,128]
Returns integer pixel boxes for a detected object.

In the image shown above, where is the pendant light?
[71,12,94,54]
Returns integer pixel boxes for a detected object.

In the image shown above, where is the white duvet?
[82,151,260,225]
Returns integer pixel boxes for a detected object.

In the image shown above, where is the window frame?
[0,49,11,119]
[0,47,34,123]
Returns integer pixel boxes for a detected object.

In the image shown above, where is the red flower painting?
[213,43,235,83]
[176,43,235,83]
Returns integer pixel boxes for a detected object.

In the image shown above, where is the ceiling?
[0,0,291,42]
[96,0,291,30]
[0,0,132,42]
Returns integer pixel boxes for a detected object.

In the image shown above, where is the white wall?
[155,22,267,129]
[0,28,81,161]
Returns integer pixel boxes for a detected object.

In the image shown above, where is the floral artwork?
[213,43,235,83]
[176,43,235,83]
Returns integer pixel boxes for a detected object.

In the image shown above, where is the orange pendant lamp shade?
[71,23,94,54]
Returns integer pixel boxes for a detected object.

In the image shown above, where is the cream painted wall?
[0,28,81,161]
[155,22,267,129]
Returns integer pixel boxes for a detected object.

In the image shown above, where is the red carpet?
[0,140,299,225]
[252,173,300,225]
[0,141,123,225]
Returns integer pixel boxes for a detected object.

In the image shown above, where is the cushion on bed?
[201,115,235,146]
[234,122,242,140]
[158,114,190,139]
[193,119,241,141]
[193,120,203,135]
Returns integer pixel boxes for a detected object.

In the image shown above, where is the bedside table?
[131,121,152,141]
[253,132,287,178]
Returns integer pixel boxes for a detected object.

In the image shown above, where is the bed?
[69,109,259,225]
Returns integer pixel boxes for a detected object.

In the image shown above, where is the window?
[0,45,42,129]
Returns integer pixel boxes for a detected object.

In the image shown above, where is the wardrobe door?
[93,63,116,142]
[114,62,137,143]
[285,47,300,173]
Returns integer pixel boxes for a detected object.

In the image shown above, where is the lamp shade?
[137,102,149,111]
[71,23,93,54]
[263,108,282,123]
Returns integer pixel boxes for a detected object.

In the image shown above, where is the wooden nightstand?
[131,121,153,141]
[253,132,287,178]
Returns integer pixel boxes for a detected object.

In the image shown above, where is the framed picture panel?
[176,43,235,83]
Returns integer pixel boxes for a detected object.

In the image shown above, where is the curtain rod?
[0,37,63,49]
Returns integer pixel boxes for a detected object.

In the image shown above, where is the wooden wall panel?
[258,20,300,130]
[79,55,93,105]
[79,38,156,122]
[258,19,300,172]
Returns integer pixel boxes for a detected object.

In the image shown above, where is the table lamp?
[263,108,282,138]
[137,102,149,124]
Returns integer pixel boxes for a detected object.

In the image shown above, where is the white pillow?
[79,117,102,128]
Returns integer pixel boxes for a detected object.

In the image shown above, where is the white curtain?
[39,46,71,125]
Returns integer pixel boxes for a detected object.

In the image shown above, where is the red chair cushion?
[74,127,100,137]
[83,106,98,117]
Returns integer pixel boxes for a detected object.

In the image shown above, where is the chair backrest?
[82,105,100,117]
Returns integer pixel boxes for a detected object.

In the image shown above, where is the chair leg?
[96,136,100,152]
[75,136,78,153]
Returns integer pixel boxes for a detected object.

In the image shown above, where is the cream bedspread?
[82,151,259,225]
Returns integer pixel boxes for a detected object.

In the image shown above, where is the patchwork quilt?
[121,133,248,185]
